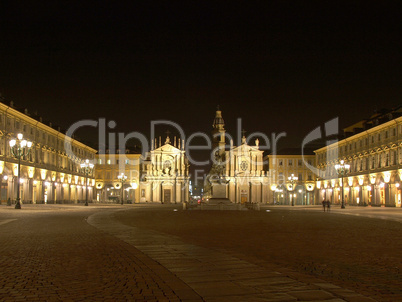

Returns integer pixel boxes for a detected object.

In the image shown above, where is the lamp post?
[80,159,94,206]
[335,160,350,209]
[117,173,127,205]
[288,174,298,206]
[9,133,33,209]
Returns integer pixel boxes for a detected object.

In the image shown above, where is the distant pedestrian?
[322,199,326,212]
[326,200,331,212]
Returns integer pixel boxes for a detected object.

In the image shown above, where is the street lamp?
[80,159,94,206]
[335,160,350,209]
[9,133,33,209]
[288,174,298,206]
[117,173,127,205]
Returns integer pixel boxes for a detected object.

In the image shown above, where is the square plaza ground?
[0,204,401,301]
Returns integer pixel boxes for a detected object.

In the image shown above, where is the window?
[125,159,130,164]
[307,160,312,166]
[288,160,292,166]
[107,159,111,165]
[308,174,312,181]
[278,160,283,166]
[298,160,302,166]
[298,173,302,181]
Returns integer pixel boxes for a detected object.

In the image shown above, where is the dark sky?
[0,1,401,157]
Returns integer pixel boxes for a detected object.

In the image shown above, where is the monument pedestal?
[208,183,231,204]
[198,183,246,210]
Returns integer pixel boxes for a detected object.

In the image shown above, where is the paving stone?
[288,289,335,301]
[345,296,377,302]
[1,205,382,301]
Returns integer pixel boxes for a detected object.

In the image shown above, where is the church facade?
[140,136,190,203]
[206,108,270,203]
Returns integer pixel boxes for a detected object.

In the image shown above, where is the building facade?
[206,108,270,203]
[315,108,402,207]
[0,100,97,204]
[265,151,316,205]
[140,136,190,203]
[94,153,141,203]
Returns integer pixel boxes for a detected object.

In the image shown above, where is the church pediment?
[231,144,260,153]
[153,143,181,153]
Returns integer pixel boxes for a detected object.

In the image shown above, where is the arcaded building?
[265,149,316,205]
[315,106,402,207]
[0,99,97,204]
[94,152,141,203]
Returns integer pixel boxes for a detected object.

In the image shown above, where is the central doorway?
[163,189,171,203]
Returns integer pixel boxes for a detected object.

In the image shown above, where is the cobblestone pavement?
[264,205,402,223]
[1,204,399,301]
[0,205,201,301]
[89,207,379,301]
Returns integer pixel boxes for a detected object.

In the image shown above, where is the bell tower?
[212,106,226,156]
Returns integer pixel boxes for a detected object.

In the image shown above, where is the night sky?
[1,1,401,160]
